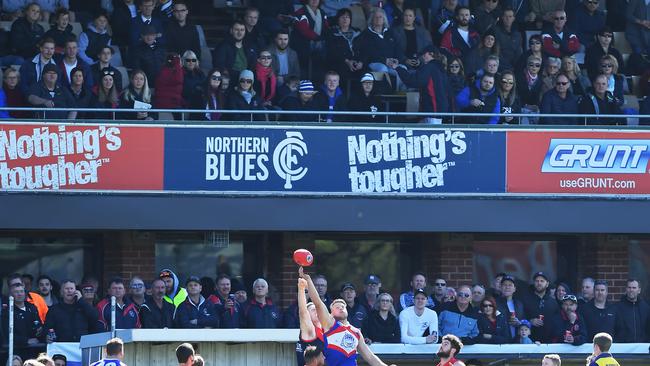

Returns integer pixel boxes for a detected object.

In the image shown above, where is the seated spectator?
[175,276,220,329]
[129,25,166,84]
[551,295,587,345]
[569,0,606,48]
[243,278,281,328]
[516,320,534,344]
[128,277,146,309]
[3,68,29,118]
[290,0,329,79]
[562,55,590,97]
[36,275,58,307]
[477,296,510,344]
[440,7,480,77]
[393,7,433,70]
[473,55,500,82]
[280,80,323,122]
[153,53,183,114]
[140,278,174,328]
[191,68,225,121]
[96,278,140,331]
[397,272,436,313]
[494,7,522,70]
[165,1,200,58]
[90,67,120,119]
[497,70,521,123]
[358,274,382,313]
[518,55,544,115]
[313,70,346,122]
[35,0,71,23]
[27,63,76,119]
[540,73,580,125]
[91,46,122,90]
[214,20,257,82]
[2,283,43,359]
[243,7,266,51]
[432,278,448,311]
[599,54,627,106]
[269,29,301,86]
[43,8,75,53]
[584,27,624,81]
[111,0,137,47]
[67,66,92,116]
[625,0,650,55]
[78,11,112,65]
[579,74,622,125]
[19,37,57,95]
[438,285,479,344]
[253,50,277,108]
[120,69,155,120]
[526,0,565,29]
[10,3,45,60]
[347,73,383,123]
[456,73,501,124]
[226,69,265,121]
[515,35,546,74]
[363,293,400,344]
[497,275,525,340]
[356,7,405,90]
[339,282,368,329]
[130,0,164,47]
[471,285,485,309]
[399,288,439,344]
[324,9,362,84]
[181,50,205,107]
[473,0,501,34]
[444,287,457,303]
[447,57,466,108]
[540,57,562,96]
[44,280,98,342]
[55,39,93,90]
[542,10,580,58]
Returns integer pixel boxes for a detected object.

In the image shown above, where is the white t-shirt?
[458,28,470,45]
[399,306,438,344]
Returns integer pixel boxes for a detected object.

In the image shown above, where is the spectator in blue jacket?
[438,285,479,344]
[209,274,243,328]
[540,73,580,125]
[19,37,58,95]
[96,278,141,331]
[243,278,282,328]
[456,73,501,124]
[174,276,220,329]
[568,0,606,48]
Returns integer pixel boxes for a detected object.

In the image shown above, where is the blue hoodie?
[456,78,501,124]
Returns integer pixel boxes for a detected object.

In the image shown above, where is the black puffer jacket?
[613,295,650,343]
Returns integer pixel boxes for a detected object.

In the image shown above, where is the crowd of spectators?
[0,0,648,124]
[3,266,649,364]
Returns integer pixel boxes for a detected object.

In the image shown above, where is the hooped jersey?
[321,321,360,366]
[91,358,123,366]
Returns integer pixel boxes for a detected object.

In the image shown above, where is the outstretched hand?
[299,266,311,280]
[298,277,308,290]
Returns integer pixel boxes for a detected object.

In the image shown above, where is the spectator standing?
[580,278,596,306]
[91,46,122,90]
[579,74,622,125]
[130,0,164,47]
[174,276,220,329]
[129,25,166,83]
[154,53,183,113]
[384,0,409,27]
[474,0,502,34]
[253,51,277,108]
[496,275,525,339]
[477,296,510,344]
[269,29,301,86]
[43,8,75,53]
[10,3,44,60]
[111,0,137,47]
[498,70,521,123]
[599,54,627,106]
[37,275,58,306]
[243,278,282,328]
[96,278,140,331]
[313,70,346,122]
[562,55,590,97]
[80,280,98,307]
[487,273,505,299]
[3,68,30,119]
[581,281,616,340]
[555,282,571,305]
[340,282,368,329]
[214,20,257,82]
[226,69,265,121]
[456,73,501,124]
[160,269,188,308]
[324,9,362,84]
[19,37,57,95]
[584,28,624,81]
[625,0,650,55]
[398,272,436,313]
[588,333,620,366]
[542,10,580,58]
[399,289,439,344]
[140,279,174,328]
[521,272,559,343]
[78,11,112,65]
[290,0,329,80]
[494,7,522,70]
[364,293,400,344]
[56,39,94,90]
[440,7,480,75]
[569,0,606,48]
[181,50,205,107]
[551,294,587,345]
[540,73,580,124]
[359,274,382,313]
[438,285,479,344]
[44,280,98,342]
[27,63,77,120]
[165,1,200,58]
[243,7,266,51]
[614,278,649,343]
[2,283,43,359]
[393,8,433,70]
[128,277,146,309]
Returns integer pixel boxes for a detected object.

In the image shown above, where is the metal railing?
[0,107,647,126]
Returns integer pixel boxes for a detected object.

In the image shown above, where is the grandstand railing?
[0,107,646,126]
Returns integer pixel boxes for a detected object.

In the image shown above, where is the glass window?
[474,240,557,285]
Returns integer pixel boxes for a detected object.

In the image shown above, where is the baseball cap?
[418,45,437,56]
[340,282,355,292]
[519,319,532,329]
[501,275,516,285]
[42,63,58,74]
[360,73,374,82]
[533,272,549,281]
[414,288,428,298]
[299,80,315,93]
[159,270,172,278]
[365,274,381,285]
[186,276,201,286]
[141,24,157,36]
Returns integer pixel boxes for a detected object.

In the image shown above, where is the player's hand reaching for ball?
[298,278,308,290]
[299,266,311,281]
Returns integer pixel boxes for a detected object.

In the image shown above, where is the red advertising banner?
[507,131,650,194]
[0,124,164,190]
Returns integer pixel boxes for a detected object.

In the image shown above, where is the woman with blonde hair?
[562,55,590,97]
[120,69,154,120]
[498,70,521,124]
[599,54,628,106]
[540,57,562,97]
[181,50,206,107]
[364,293,400,344]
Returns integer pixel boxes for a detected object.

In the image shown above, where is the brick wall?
[577,235,629,302]
[422,233,474,291]
[277,233,316,309]
[101,231,156,290]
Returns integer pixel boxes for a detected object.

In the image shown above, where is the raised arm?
[357,330,397,366]
[298,278,316,340]
[300,267,334,331]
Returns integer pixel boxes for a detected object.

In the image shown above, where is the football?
[293,249,314,266]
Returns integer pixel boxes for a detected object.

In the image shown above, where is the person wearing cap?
[19,37,57,95]
[140,278,175,328]
[129,24,167,83]
[174,276,220,329]
[398,272,436,313]
[96,278,141,331]
[159,269,188,308]
[550,294,587,345]
[389,44,450,124]
[438,285,479,344]
[214,19,258,83]
[348,73,383,123]
[78,11,112,65]
[496,275,525,339]
[243,278,282,328]
[517,320,534,344]
[399,288,439,344]
[340,281,368,329]
[521,271,559,343]
[225,68,265,121]
[27,62,77,120]
[313,70,347,122]
[280,80,324,122]
[359,274,382,313]
[44,279,98,343]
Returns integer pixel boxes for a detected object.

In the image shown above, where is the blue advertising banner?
[163,126,506,195]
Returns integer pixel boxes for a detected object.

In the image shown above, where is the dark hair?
[216,273,231,282]
[303,346,323,364]
[593,332,613,352]
[7,273,21,286]
[40,37,56,47]
[275,28,290,38]
[627,278,641,286]
[109,277,124,287]
[175,343,195,363]
[442,334,464,354]
[105,338,123,356]
[481,296,498,320]
[335,7,352,21]
[37,275,53,285]
[54,7,69,20]
[455,6,470,17]
[21,273,34,282]
[231,19,246,29]
[529,34,542,45]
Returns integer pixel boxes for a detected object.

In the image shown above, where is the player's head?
[175,343,195,366]
[306,302,319,324]
[542,354,561,366]
[592,332,613,355]
[330,298,348,321]
[304,346,325,366]
[437,334,463,359]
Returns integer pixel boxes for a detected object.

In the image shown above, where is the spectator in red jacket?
[440,6,481,73]
[542,10,580,58]
[291,0,329,79]
[154,53,184,118]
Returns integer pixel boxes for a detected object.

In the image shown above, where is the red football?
[293,249,314,267]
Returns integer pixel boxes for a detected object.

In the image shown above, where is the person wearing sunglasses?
[515,34,545,75]
[550,294,587,345]
[253,51,277,108]
[191,68,226,121]
[181,50,206,108]
[568,0,606,49]
[584,27,624,81]
[497,70,521,123]
[439,285,479,343]
[127,277,147,309]
[477,296,510,344]
[541,10,580,58]
[446,57,466,107]
[226,69,265,121]
[598,54,626,106]
[540,72,580,124]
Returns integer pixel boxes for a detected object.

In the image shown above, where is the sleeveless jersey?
[91,359,122,366]
[296,327,324,366]
[322,321,360,366]
[437,357,459,366]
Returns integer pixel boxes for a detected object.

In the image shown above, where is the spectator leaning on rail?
[2,283,43,359]
[97,277,141,331]
[174,276,220,329]
[438,285,479,344]
[399,288,439,345]
[159,268,188,308]
[551,294,588,345]
[27,63,77,120]
[243,278,282,328]
[496,275,525,340]
[456,73,501,124]
[44,279,98,342]
[476,296,510,344]
[613,278,649,343]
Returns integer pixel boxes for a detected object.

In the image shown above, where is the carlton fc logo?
[273,132,308,189]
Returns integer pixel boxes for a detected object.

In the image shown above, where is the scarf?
[306,6,323,36]
[206,91,221,121]
[255,63,277,102]
[526,70,538,89]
